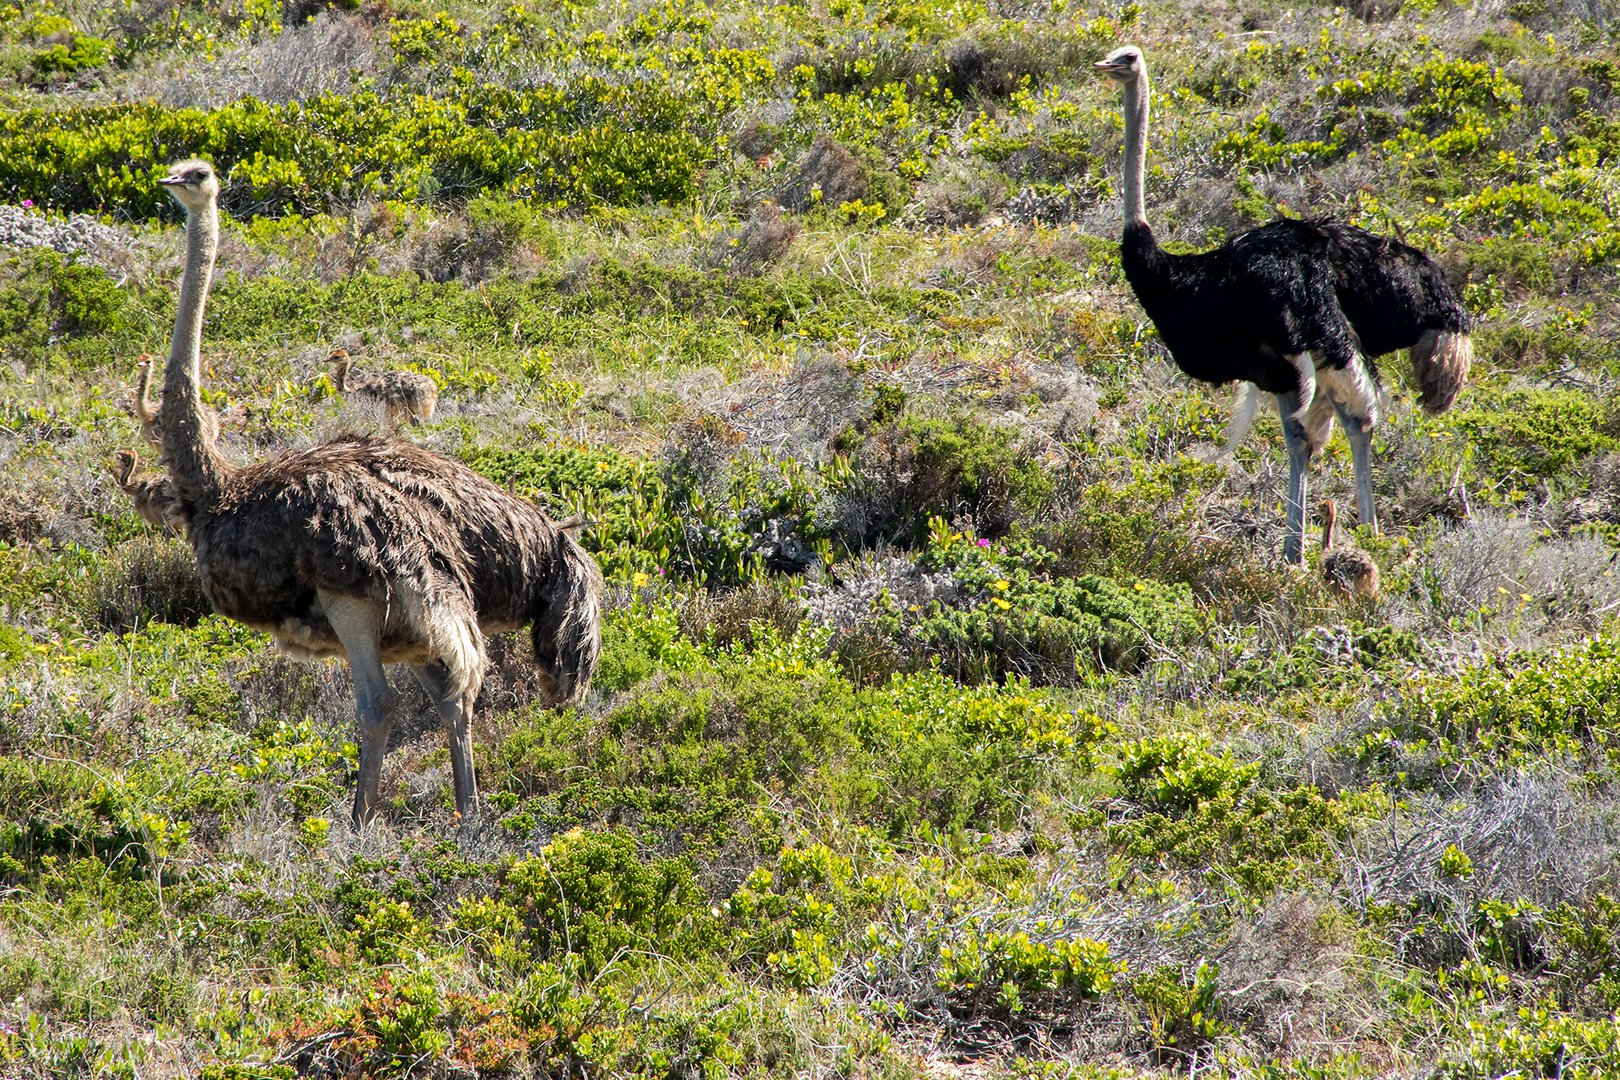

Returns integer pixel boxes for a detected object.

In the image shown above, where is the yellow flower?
[992,579,1010,591]
[992,597,1011,610]
[632,571,650,588]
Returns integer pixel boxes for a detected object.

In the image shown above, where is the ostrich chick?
[1319,499,1380,600]
[109,450,187,536]
[134,353,220,458]
[326,348,439,424]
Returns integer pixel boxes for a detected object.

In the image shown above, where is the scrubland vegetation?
[1,0,1619,1073]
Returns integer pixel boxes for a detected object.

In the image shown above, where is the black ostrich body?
[1122,218,1470,395]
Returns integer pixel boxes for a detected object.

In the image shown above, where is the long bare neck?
[136,363,156,421]
[162,197,230,509]
[1122,71,1150,229]
[332,358,351,392]
[1322,507,1337,551]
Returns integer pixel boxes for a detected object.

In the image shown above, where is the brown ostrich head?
[325,348,352,386]
[110,449,140,487]
[1317,499,1339,546]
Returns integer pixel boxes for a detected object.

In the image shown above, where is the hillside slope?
[1,0,1618,1075]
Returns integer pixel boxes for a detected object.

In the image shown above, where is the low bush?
[847,528,1201,685]
[74,536,211,634]
[500,829,719,978]
[832,413,1051,547]
[1375,636,1620,781]
[1092,734,1358,892]
[1454,388,1619,481]
[465,438,826,587]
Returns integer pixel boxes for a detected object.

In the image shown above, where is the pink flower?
[21,200,32,209]
[976,537,991,548]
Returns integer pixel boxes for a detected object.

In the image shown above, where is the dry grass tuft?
[710,200,798,274]
[141,9,383,110]
[778,136,870,213]
[77,537,211,635]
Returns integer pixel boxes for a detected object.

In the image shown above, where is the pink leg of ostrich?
[1276,391,1312,566]
[1333,403,1379,533]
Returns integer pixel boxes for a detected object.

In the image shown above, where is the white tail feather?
[1204,382,1261,461]
[1287,351,1317,421]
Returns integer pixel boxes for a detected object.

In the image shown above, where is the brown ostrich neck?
[1121,68,1150,229]
[137,362,156,420]
[1322,504,1337,550]
[162,193,230,508]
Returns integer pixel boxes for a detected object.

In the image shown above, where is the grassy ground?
[2,0,1619,1075]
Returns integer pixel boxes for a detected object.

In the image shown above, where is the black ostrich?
[1095,45,1473,564]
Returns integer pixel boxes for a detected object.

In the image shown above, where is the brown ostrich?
[109,449,187,536]
[325,348,440,424]
[1319,499,1380,600]
[134,353,219,458]
[154,159,602,828]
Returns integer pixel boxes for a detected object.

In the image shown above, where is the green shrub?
[30,34,114,77]
[501,829,718,978]
[1437,1008,1620,1079]
[861,529,1201,684]
[835,414,1051,546]
[937,930,1120,1017]
[1545,895,1620,1013]
[0,84,711,216]
[1131,959,1232,1065]
[1378,637,1620,780]
[1094,735,1356,892]
[467,439,826,586]
[841,668,1108,833]
[0,250,134,366]
[1454,388,1619,480]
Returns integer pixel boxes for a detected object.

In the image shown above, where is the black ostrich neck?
[1121,220,1171,299]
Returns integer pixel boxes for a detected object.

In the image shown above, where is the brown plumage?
[1319,499,1380,600]
[134,353,219,457]
[154,159,602,829]
[326,348,440,424]
[109,449,187,536]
